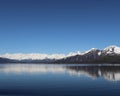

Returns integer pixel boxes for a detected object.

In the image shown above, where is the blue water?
[0,64,120,96]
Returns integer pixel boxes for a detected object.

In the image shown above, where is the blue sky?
[0,0,120,54]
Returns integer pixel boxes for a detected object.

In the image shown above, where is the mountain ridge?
[0,45,120,64]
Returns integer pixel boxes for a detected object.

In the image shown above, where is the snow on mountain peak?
[84,48,98,54]
[67,51,82,57]
[104,45,120,54]
[1,45,120,60]
[0,51,83,60]
[104,45,119,49]
[0,53,66,60]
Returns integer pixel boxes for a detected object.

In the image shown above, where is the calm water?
[0,64,120,96]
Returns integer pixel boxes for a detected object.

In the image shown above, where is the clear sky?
[0,0,120,54]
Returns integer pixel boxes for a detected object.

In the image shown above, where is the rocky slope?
[56,45,120,64]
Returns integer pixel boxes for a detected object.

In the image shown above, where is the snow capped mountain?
[83,48,100,55]
[84,48,98,53]
[67,48,99,57]
[55,45,120,64]
[0,53,66,60]
[0,52,82,61]
[0,51,86,61]
[103,45,120,55]
[0,45,120,63]
[67,51,82,57]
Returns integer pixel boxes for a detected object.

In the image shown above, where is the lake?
[0,64,120,96]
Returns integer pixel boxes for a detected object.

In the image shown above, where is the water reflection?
[66,66,120,81]
[0,64,66,74]
[0,64,120,81]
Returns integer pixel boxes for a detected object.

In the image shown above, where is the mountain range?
[0,45,120,64]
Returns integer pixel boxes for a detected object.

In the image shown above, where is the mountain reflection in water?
[0,64,120,81]
[66,65,120,81]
